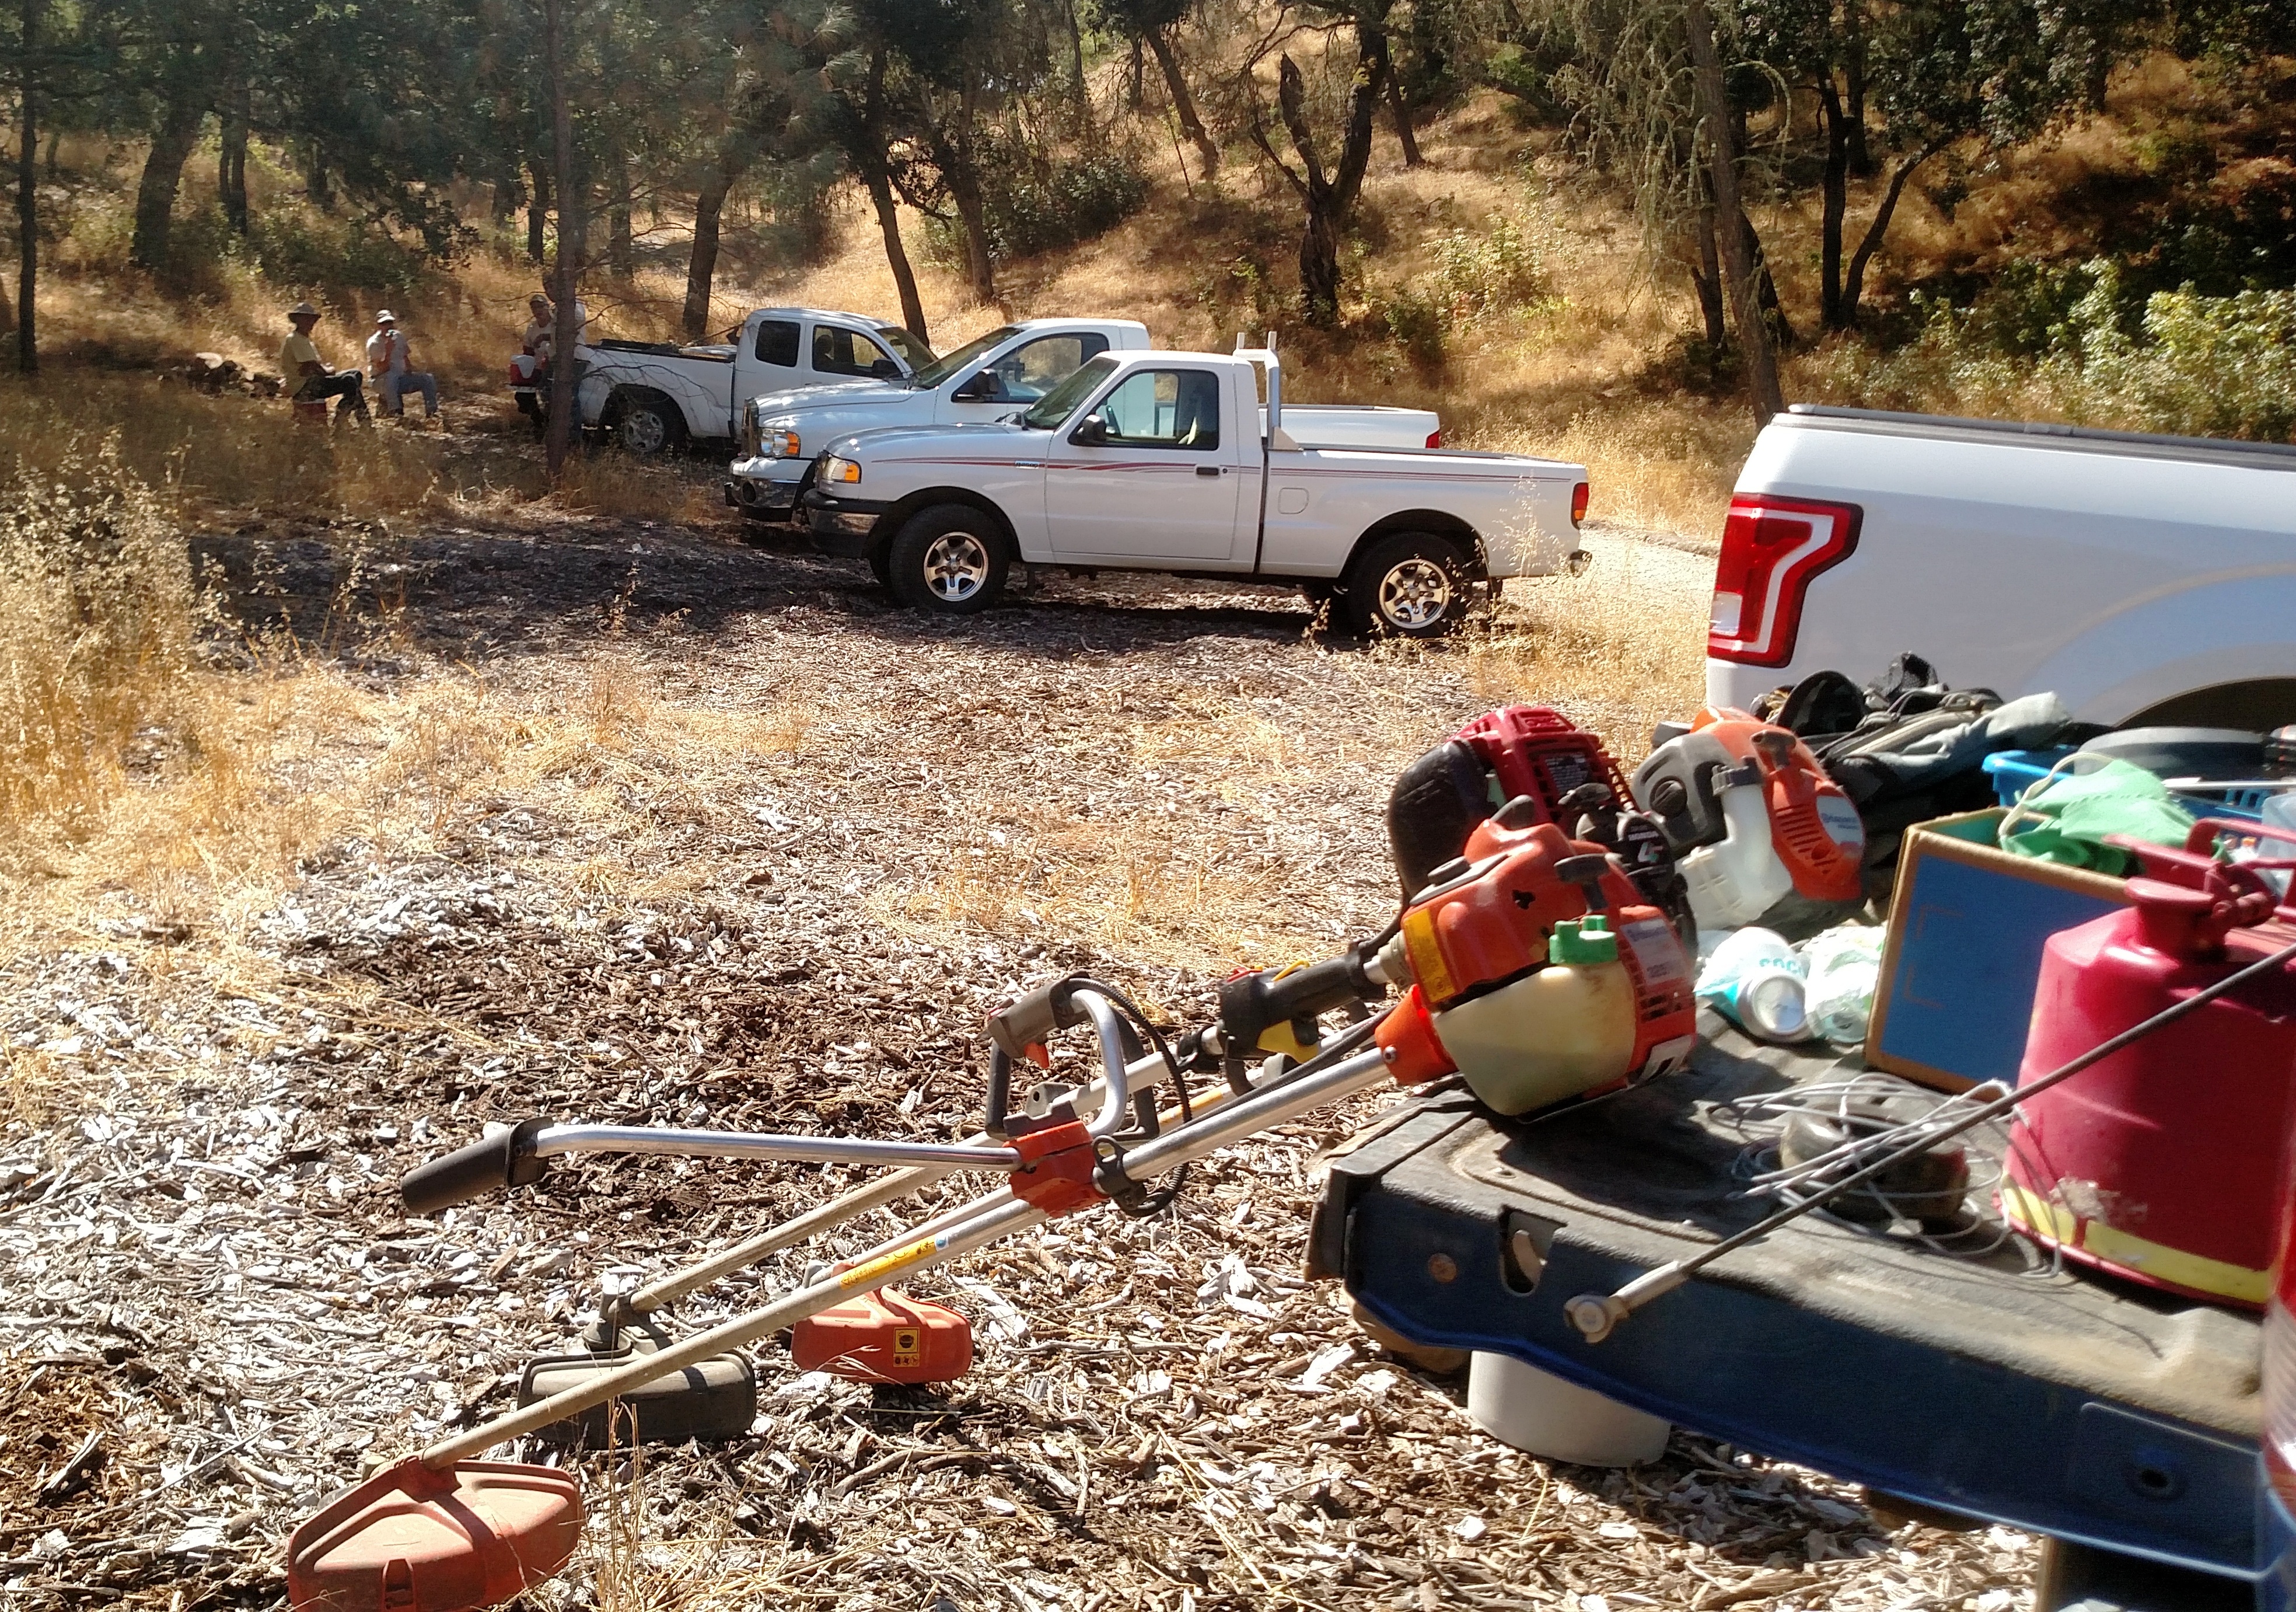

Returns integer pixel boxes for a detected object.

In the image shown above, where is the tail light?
[1707,495,1861,668]
[1425,430,1442,448]
[1571,482,1589,527]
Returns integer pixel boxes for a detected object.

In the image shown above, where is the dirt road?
[0,507,2032,1611]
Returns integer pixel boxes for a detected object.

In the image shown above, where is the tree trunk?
[1684,0,1783,422]
[1844,13,1874,177]
[1127,39,1143,112]
[1816,79,1849,330]
[1142,27,1219,179]
[865,168,927,344]
[128,88,205,269]
[1841,144,1938,329]
[608,148,633,278]
[1738,208,1796,350]
[684,135,757,341]
[544,0,578,480]
[527,159,549,263]
[858,49,927,343]
[305,140,334,212]
[1064,0,1088,130]
[1690,198,1727,348]
[219,79,249,235]
[949,166,995,303]
[492,173,520,223]
[1268,41,1382,327]
[1385,71,1423,168]
[41,128,55,179]
[16,0,36,371]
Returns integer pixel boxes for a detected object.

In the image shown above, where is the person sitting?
[522,294,553,362]
[280,301,370,427]
[366,310,439,421]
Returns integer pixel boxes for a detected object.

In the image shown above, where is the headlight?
[763,428,801,458]
[820,455,861,484]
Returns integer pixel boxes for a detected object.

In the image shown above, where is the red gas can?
[2003,820,2296,1307]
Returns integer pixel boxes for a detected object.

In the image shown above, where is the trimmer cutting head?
[286,1457,582,1612]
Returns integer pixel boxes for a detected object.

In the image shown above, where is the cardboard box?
[1865,809,2132,1093]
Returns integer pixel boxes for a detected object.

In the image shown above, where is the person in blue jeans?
[365,310,439,421]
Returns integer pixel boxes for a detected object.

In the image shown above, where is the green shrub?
[249,208,439,301]
[1433,216,1548,316]
[923,139,1150,267]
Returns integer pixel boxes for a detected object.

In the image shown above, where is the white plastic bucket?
[1466,1351,1671,1467]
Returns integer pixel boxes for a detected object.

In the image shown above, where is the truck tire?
[887,505,1009,615]
[613,391,684,457]
[1347,533,1470,638]
[868,547,894,592]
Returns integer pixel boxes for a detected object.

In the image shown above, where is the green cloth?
[1998,758,2196,874]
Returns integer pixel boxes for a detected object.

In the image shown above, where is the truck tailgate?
[1315,1021,2261,1580]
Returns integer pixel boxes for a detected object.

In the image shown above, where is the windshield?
[906,325,1021,390]
[1021,355,1118,430]
[876,326,936,369]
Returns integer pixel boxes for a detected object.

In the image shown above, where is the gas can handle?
[2186,815,2296,857]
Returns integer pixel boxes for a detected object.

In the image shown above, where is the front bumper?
[798,487,892,557]
[722,477,799,516]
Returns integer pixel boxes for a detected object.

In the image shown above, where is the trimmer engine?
[1371,805,1697,1114]
[1632,707,1864,929]
[1389,704,1692,941]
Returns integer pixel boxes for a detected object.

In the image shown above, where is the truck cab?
[725,319,1153,519]
[513,306,934,455]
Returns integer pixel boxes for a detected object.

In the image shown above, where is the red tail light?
[1707,494,1861,668]
[1426,430,1442,449]
[1571,481,1589,526]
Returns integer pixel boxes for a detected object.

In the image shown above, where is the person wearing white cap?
[366,310,438,421]
[281,301,371,426]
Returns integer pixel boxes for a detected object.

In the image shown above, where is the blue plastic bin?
[1982,748,2279,824]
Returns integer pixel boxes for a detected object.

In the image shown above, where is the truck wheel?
[613,392,684,457]
[1347,533,1470,638]
[888,505,1009,615]
[868,547,894,591]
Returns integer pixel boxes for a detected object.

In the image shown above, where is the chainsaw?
[286,753,1700,1612]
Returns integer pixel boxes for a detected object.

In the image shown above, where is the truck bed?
[1312,1017,2262,1582]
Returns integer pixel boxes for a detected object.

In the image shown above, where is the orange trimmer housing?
[791,1286,974,1384]
[1692,707,1864,902]
[1392,817,1696,1079]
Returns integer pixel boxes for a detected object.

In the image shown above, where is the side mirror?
[952,369,999,403]
[870,358,900,379]
[1070,416,1108,446]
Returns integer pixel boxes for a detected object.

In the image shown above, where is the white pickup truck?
[725,319,1151,521]
[724,319,1445,523]
[1704,406,2296,727]
[512,306,935,456]
[794,343,1591,635]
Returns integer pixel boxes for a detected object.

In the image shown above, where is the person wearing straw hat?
[365,310,438,421]
[279,301,371,426]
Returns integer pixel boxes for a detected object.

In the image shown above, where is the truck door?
[944,331,1112,424]
[1043,365,1246,566]
[736,316,803,416]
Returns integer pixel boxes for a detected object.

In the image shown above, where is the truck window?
[1089,369,1221,450]
[754,319,801,368]
[875,326,935,368]
[815,325,900,378]
[1021,355,1117,430]
[985,333,1109,402]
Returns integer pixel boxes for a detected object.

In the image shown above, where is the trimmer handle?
[401,1118,552,1215]
[983,976,1097,1140]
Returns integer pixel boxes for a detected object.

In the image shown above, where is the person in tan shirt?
[280,301,371,425]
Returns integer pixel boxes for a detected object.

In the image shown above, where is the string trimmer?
[286,720,1701,1612]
